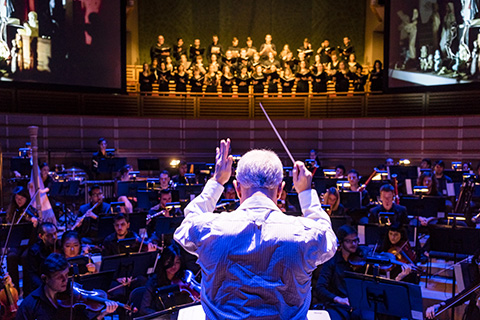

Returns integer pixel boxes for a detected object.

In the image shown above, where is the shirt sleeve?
[298,189,337,267]
[173,179,224,255]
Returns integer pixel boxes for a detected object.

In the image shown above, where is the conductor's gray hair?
[236,149,283,190]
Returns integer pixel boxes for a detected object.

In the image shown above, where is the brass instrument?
[392,174,400,205]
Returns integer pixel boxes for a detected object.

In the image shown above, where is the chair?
[128,286,147,317]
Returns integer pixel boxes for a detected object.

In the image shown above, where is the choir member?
[139,63,155,94]
[205,65,220,94]
[174,64,188,93]
[369,60,383,92]
[311,62,328,93]
[173,38,187,61]
[177,54,191,73]
[189,39,205,60]
[221,65,235,93]
[236,66,251,94]
[244,36,258,58]
[158,62,171,93]
[333,60,352,92]
[338,36,355,59]
[352,65,367,92]
[259,34,277,59]
[228,37,241,58]
[150,35,171,63]
[251,65,266,94]
[317,39,333,65]
[207,35,223,61]
[189,68,205,93]
[298,38,313,62]
[280,67,296,93]
[295,60,311,93]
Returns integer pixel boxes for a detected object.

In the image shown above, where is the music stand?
[117,181,147,198]
[10,157,32,176]
[0,223,34,248]
[72,270,115,292]
[344,272,423,320]
[100,251,158,278]
[97,158,127,173]
[330,216,351,235]
[155,217,185,235]
[137,190,159,209]
[358,223,416,247]
[67,256,89,275]
[339,191,361,210]
[313,177,339,195]
[387,165,419,183]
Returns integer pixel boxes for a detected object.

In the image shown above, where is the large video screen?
[0,0,124,91]
[386,0,480,91]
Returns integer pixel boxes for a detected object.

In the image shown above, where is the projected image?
[388,0,480,88]
[0,0,122,90]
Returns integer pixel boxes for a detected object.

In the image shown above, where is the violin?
[57,282,137,313]
[0,269,19,320]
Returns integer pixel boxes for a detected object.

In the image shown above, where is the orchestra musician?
[433,160,453,196]
[147,189,181,236]
[315,225,373,320]
[378,223,417,284]
[22,222,58,297]
[174,139,336,319]
[139,242,200,315]
[367,184,408,225]
[158,170,172,190]
[335,164,346,179]
[102,213,157,257]
[91,138,113,179]
[16,253,118,320]
[323,187,346,216]
[61,231,96,275]
[346,169,370,207]
[74,185,111,243]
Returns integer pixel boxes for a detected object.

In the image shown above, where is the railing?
[2,88,480,119]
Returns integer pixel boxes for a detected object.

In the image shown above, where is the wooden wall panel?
[1,113,479,181]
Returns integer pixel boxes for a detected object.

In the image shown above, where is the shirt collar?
[237,194,283,213]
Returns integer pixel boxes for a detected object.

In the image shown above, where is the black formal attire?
[189,75,204,93]
[316,250,370,320]
[189,46,205,60]
[266,71,279,94]
[221,75,234,93]
[22,240,56,296]
[91,150,113,179]
[174,72,188,92]
[228,45,241,57]
[312,71,328,93]
[173,44,187,61]
[369,203,408,225]
[150,44,171,63]
[140,274,194,316]
[102,231,141,257]
[157,70,171,93]
[331,204,346,217]
[16,285,97,320]
[251,74,266,94]
[75,202,111,243]
[369,70,383,91]
[318,46,333,64]
[339,44,355,59]
[236,75,251,94]
[207,43,223,60]
[436,174,453,196]
[237,58,252,73]
[334,71,352,92]
[262,58,281,70]
[295,71,311,93]
[222,57,238,74]
[280,76,295,93]
[205,73,219,93]
[352,73,367,92]
[139,72,155,93]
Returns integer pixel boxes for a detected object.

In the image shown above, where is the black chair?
[128,286,147,317]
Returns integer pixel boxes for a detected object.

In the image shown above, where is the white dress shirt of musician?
[174,139,337,320]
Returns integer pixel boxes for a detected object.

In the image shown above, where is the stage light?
[336,181,351,189]
[399,159,410,166]
[170,159,180,167]
[413,186,429,194]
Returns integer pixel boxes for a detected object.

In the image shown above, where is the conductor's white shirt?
[174,179,337,320]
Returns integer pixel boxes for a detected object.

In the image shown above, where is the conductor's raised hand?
[213,139,233,185]
[292,161,312,193]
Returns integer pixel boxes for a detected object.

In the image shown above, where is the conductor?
[174,139,337,320]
